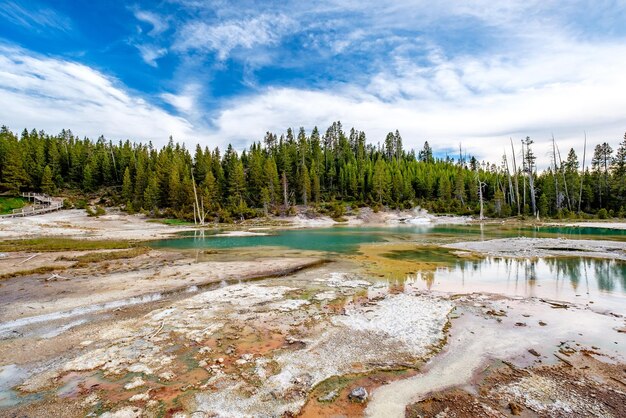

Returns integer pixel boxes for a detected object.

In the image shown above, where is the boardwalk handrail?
[0,193,64,218]
[21,192,54,204]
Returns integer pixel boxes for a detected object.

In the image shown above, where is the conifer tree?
[122,167,133,203]
[40,165,55,195]
[372,158,390,204]
[82,161,96,192]
[300,163,311,205]
[143,176,159,212]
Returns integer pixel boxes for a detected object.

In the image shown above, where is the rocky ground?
[547,221,626,230]
[2,263,623,417]
[405,351,626,418]
[1,264,454,417]
[365,293,625,417]
[444,237,626,260]
[0,210,625,417]
[0,207,470,242]
[0,209,193,241]
[0,249,322,325]
[286,207,470,228]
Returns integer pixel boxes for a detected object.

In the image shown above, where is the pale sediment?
[444,237,626,260]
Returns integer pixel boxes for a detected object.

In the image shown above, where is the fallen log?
[16,253,40,266]
[149,321,165,339]
[539,299,569,309]
[554,353,574,367]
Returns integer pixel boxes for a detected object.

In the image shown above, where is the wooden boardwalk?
[0,193,64,218]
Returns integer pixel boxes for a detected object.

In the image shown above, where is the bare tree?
[282,171,289,212]
[476,171,487,220]
[503,152,515,208]
[523,137,538,218]
[555,139,571,210]
[578,132,587,213]
[510,138,521,215]
[551,134,560,212]
[520,140,527,212]
[191,169,205,225]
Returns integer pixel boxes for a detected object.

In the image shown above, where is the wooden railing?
[21,192,55,204]
[0,193,64,218]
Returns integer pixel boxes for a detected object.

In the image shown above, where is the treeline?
[0,123,625,221]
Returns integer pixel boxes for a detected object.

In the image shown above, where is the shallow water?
[150,224,626,253]
[149,225,626,310]
[366,297,626,417]
[0,364,42,408]
[0,293,165,338]
[402,256,626,313]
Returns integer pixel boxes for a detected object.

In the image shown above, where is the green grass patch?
[59,247,151,267]
[381,247,462,264]
[0,247,150,280]
[0,265,64,280]
[0,238,139,253]
[0,197,27,215]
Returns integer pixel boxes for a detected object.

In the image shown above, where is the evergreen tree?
[299,163,311,205]
[122,167,133,203]
[168,165,181,209]
[311,163,321,204]
[438,175,452,201]
[201,169,219,216]
[143,176,160,212]
[418,141,434,163]
[40,165,55,195]
[591,142,613,208]
[228,159,246,210]
[611,134,626,208]
[1,123,624,221]
[264,158,280,205]
[0,144,29,194]
[260,187,270,216]
[82,161,96,192]
[372,158,390,204]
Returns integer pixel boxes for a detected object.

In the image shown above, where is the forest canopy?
[1,123,625,222]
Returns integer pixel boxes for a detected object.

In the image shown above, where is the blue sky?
[1,0,626,163]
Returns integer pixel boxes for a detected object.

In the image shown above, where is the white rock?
[129,392,150,402]
[99,406,142,418]
[159,371,175,381]
[124,377,145,390]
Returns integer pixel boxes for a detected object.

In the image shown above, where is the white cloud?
[203,35,626,167]
[161,83,201,115]
[0,46,197,144]
[135,44,167,67]
[134,9,169,36]
[0,1,71,32]
[173,13,294,60]
[2,1,626,170]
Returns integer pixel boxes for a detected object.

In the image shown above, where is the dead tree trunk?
[504,152,515,208]
[282,171,289,213]
[578,133,587,213]
[510,139,521,215]
[476,172,486,220]
[521,140,527,213]
[555,140,571,211]
[523,139,538,218]
[191,169,203,225]
[552,135,560,212]
[110,146,119,183]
